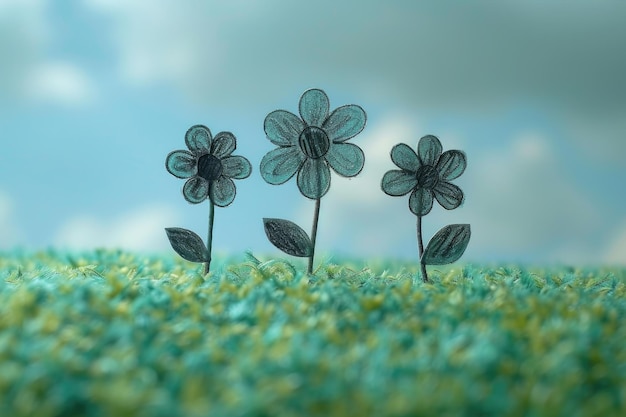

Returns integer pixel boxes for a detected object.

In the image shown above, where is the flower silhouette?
[381,135,466,216]
[260,88,366,199]
[166,125,252,207]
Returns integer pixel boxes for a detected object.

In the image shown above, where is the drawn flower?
[381,135,466,216]
[381,135,470,283]
[166,125,252,207]
[260,88,366,199]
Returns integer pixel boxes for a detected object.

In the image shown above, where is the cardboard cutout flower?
[165,124,251,275]
[381,135,466,216]
[260,88,367,274]
[260,88,366,199]
[166,125,252,207]
[381,135,470,283]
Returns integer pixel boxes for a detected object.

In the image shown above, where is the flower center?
[299,126,330,159]
[416,165,439,189]
[197,154,223,181]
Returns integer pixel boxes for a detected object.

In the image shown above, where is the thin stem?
[417,215,429,283]
[205,200,215,275]
[417,216,424,258]
[308,198,321,275]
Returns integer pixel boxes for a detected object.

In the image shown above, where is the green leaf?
[421,224,470,265]
[263,218,313,258]
[165,227,208,263]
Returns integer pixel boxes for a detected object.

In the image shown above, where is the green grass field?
[0,250,625,416]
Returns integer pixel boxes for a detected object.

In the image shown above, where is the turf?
[0,249,625,416]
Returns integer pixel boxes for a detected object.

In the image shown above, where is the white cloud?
[82,1,626,108]
[0,191,23,249]
[24,62,96,105]
[466,132,600,263]
[84,0,253,92]
[82,0,626,166]
[605,221,626,266]
[565,114,626,166]
[0,2,96,105]
[0,0,47,98]
[54,204,180,252]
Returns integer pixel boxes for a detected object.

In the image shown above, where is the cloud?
[467,132,601,263]
[54,204,180,252]
[0,1,96,105]
[605,220,626,266]
[0,0,47,100]
[84,0,264,98]
[0,190,23,249]
[24,62,96,106]
[80,0,626,112]
[83,1,626,165]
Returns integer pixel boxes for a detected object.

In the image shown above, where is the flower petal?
[326,142,365,177]
[409,188,434,216]
[211,131,236,159]
[210,176,236,207]
[260,146,305,185]
[299,88,329,127]
[436,150,467,181]
[297,158,331,199]
[391,143,420,172]
[434,181,464,210]
[222,155,252,180]
[185,125,212,154]
[417,135,442,166]
[264,110,304,146]
[381,170,418,196]
[322,104,366,143]
[183,177,209,204]
[166,150,197,179]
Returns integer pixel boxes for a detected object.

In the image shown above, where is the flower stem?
[417,215,429,283]
[308,198,321,275]
[205,200,215,275]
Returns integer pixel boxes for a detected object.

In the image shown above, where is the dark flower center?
[197,154,223,181]
[299,126,330,159]
[416,165,439,189]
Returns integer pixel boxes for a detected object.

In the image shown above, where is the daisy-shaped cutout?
[260,88,366,199]
[381,135,466,216]
[166,125,252,206]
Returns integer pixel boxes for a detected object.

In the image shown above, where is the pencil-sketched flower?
[381,135,466,216]
[260,88,366,199]
[166,125,252,207]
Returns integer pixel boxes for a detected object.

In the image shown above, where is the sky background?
[1,0,624,266]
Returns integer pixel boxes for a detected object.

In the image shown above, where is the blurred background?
[0,0,624,266]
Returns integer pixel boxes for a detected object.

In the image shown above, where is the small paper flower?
[381,135,466,216]
[381,135,470,283]
[166,125,252,206]
[260,88,366,199]
[165,124,252,275]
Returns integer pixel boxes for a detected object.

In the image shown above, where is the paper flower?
[260,88,366,199]
[166,125,252,206]
[381,135,466,216]
[165,124,251,274]
[381,135,470,283]
[260,89,366,274]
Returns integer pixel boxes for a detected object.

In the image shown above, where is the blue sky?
[1,0,625,265]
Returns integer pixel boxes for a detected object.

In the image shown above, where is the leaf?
[263,218,313,258]
[165,228,208,263]
[421,224,471,265]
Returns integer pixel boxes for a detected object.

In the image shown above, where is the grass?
[0,249,625,417]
